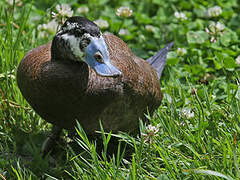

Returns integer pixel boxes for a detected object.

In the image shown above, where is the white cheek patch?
[61,33,84,61]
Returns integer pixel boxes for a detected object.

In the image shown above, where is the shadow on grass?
[0,123,135,179]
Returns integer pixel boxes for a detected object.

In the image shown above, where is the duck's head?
[51,16,122,77]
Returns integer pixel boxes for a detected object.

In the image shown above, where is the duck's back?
[17,34,162,135]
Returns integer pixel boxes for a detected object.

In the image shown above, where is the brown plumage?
[17,17,172,138]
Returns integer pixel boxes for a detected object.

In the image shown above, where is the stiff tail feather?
[146,42,174,79]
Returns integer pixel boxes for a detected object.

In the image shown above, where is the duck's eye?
[94,52,104,63]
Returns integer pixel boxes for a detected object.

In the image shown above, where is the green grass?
[0,0,240,179]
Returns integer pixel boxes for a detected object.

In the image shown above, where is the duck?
[17,16,173,153]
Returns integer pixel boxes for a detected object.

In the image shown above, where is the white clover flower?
[145,25,156,33]
[76,6,89,14]
[215,22,225,31]
[206,21,225,42]
[141,124,160,143]
[118,28,130,36]
[44,19,59,33]
[236,55,240,66]
[207,6,222,17]
[146,124,159,134]
[174,11,187,21]
[177,47,187,56]
[116,6,133,17]
[209,21,225,34]
[55,4,73,17]
[37,19,59,38]
[94,19,109,29]
[52,4,73,24]
[180,107,194,119]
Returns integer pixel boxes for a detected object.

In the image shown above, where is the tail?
[146,42,174,79]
